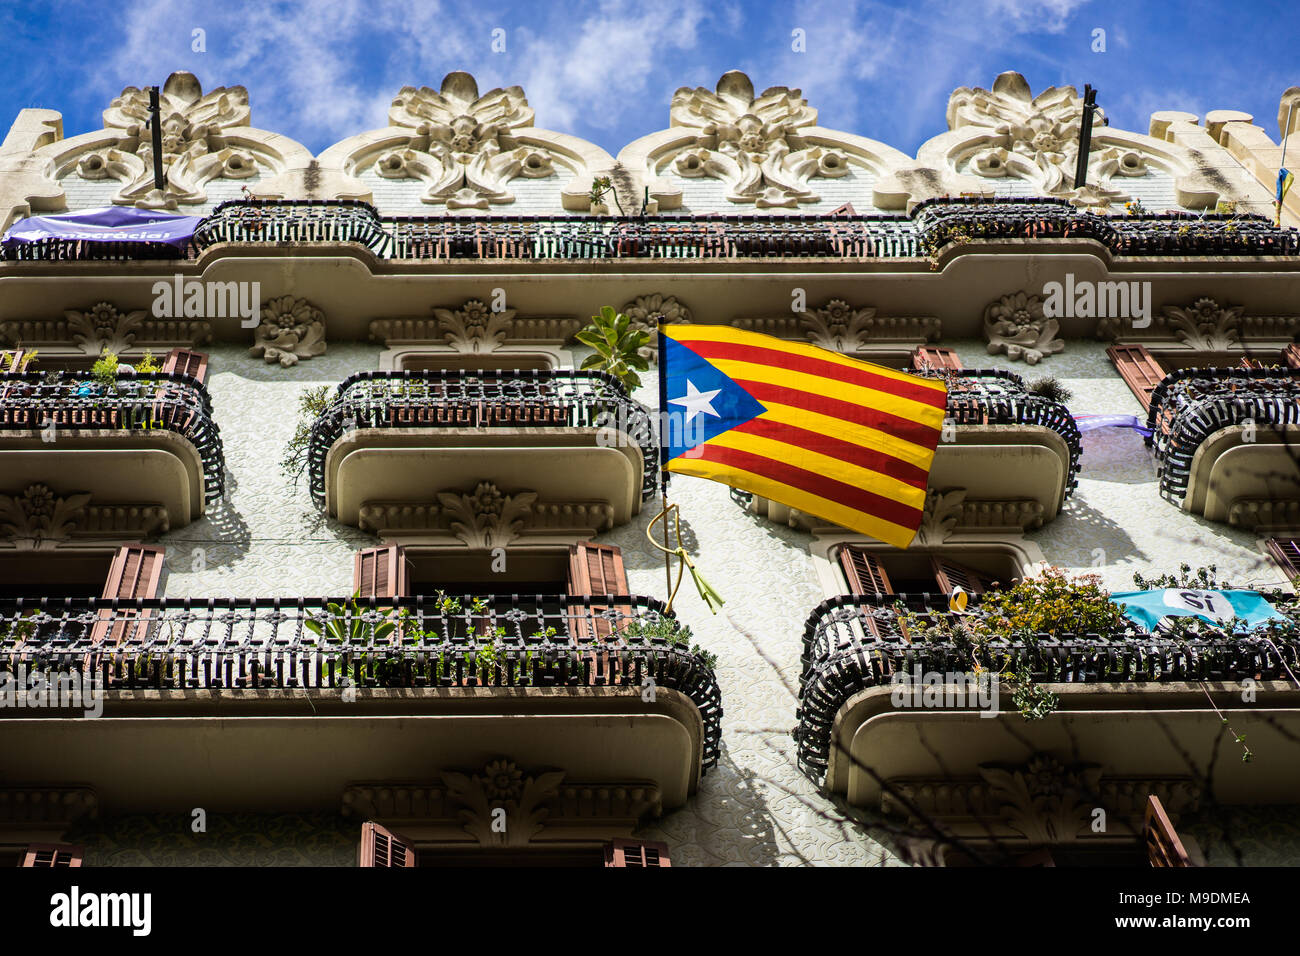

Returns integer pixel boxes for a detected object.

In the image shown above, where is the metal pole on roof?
[148,86,165,191]
[1073,85,1099,190]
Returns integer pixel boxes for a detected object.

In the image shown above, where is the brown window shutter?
[567,542,631,643]
[354,545,409,598]
[1264,537,1300,581]
[1238,356,1266,369]
[1,348,31,373]
[1144,794,1192,867]
[359,822,416,868]
[162,348,209,384]
[1284,344,1300,369]
[837,545,892,595]
[604,838,671,867]
[911,346,963,372]
[930,557,992,595]
[829,202,857,216]
[21,844,84,867]
[1107,344,1166,411]
[90,544,165,648]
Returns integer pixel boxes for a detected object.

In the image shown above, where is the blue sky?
[1,0,1296,157]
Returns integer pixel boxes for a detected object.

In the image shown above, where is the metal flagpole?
[1279,101,1296,227]
[656,318,672,598]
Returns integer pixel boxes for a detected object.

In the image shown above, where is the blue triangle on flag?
[661,334,766,461]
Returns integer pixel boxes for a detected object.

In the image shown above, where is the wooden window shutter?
[162,348,209,384]
[21,844,84,867]
[90,544,165,648]
[838,545,892,595]
[1264,537,1300,581]
[1107,344,1166,411]
[359,822,416,868]
[1144,794,1192,867]
[604,839,671,867]
[1,348,31,373]
[930,557,993,595]
[829,202,857,216]
[911,346,963,372]
[1284,344,1300,369]
[354,545,409,598]
[567,542,630,643]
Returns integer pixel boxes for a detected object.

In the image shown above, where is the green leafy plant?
[1124,199,1148,216]
[281,384,333,485]
[133,349,161,374]
[588,175,625,215]
[1215,200,1238,215]
[623,615,717,669]
[90,348,121,392]
[576,306,651,390]
[304,591,397,643]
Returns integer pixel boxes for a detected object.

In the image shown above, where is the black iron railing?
[0,371,225,502]
[916,368,1083,496]
[305,369,658,507]
[0,594,721,770]
[1146,367,1300,504]
[193,199,390,253]
[2,238,195,261]
[794,593,1300,785]
[913,197,1300,258]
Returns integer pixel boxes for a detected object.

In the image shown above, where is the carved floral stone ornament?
[983,291,1064,364]
[433,298,516,352]
[70,72,258,209]
[436,482,538,550]
[250,295,327,367]
[947,72,1151,208]
[0,484,90,551]
[66,302,146,355]
[621,294,692,363]
[440,759,565,847]
[380,72,555,208]
[1160,297,1244,351]
[667,71,849,208]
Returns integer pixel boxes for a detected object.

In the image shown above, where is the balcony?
[307,370,656,530]
[1146,367,1300,526]
[794,592,1300,828]
[0,370,224,531]
[0,594,720,812]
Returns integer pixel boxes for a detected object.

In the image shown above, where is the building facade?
[2,69,1300,866]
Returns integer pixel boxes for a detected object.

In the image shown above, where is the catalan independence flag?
[659,325,948,548]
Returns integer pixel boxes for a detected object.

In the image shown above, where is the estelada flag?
[659,325,947,548]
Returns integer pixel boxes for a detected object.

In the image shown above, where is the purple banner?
[2,206,202,250]
[1073,413,1153,437]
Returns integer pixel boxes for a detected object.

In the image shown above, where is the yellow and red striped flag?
[658,325,948,548]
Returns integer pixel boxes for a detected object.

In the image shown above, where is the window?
[1108,342,1297,411]
[357,823,655,867]
[19,844,84,867]
[835,544,1010,597]
[1264,537,1300,582]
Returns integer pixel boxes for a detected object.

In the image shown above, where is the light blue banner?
[1109,588,1292,632]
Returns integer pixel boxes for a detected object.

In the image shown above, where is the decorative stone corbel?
[249,295,326,367]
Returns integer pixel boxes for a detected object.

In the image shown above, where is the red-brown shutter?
[1144,794,1192,867]
[21,844,84,867]
[1,348,31,373]
[838,546,892,595]
[359,822,416,868]
[930,557,993,595]
[162,348,209,384]
[89,544,165,648]
[829,203,857,216]
[1238,356,1266,369]
[1107,344,1167,411]
[567,542,630,644]
[911,346,964,372]
[1284,344,1300,369]
[1264,537,1300,582]
[604,839,671,867]
[354,545,409,598]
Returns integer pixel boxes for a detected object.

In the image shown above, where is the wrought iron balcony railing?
[913,196,1300,258]
[0,371,225,503]
[915,368,1084,496]
[794,593,1300,784]
[192,199,390,254]
[0,594,721,770]
[305,369,658,507]
[1146,366,1300,504]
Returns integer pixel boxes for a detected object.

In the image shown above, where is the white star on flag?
[669,379,722,423]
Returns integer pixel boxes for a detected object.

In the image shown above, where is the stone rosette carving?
[77,71,258,209]
[436,482,538,549]
[668,71,849,208]
[800,299,875,352]
[0,484,91,550]
[983,291,1064,364]
[441,759,565,847]
[250,295,326,367]
[621,294,692,363]
[382,72,555,209]
[65,302,147,356]
[1160,297,1244,351]
[947,72,1150,209]
[979,755,1104,845]
[432,299,515,352]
